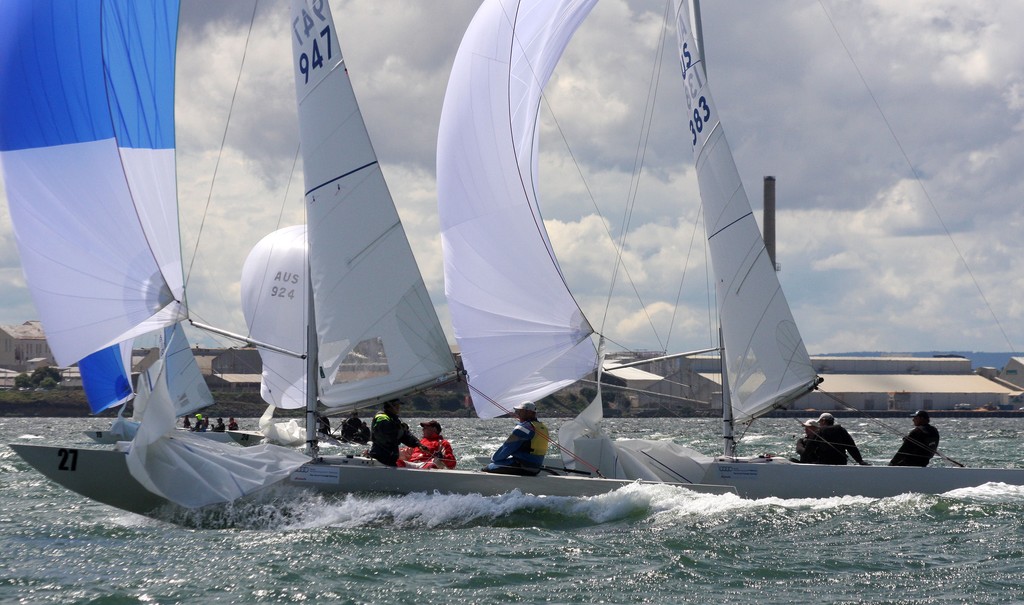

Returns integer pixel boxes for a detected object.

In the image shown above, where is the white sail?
[674,0,818,423]
[290,0,455,411]
[240,225,308,410]
[160,323,215,418]
[126,360,307,509]
[0,0,186,367]
[437,0,599,418]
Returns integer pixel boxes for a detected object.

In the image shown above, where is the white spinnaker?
[437,0,599,418]
[290,0,455,411]
[674,0,817,423]
[241,225,308,410]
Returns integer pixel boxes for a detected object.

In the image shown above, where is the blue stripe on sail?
[80,344,133,414]
[0,0,178,152]
[103,0,178,150]
[0,0,111,151]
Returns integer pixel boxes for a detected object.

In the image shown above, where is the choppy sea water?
[3,415,1024,604]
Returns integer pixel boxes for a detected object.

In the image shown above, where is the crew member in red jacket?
[400,420,457,469]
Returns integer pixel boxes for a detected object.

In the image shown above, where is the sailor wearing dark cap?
[889,410,940,467]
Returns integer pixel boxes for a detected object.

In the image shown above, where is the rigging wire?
[817,0,1017,353]
[511,0,681,353]
[183,0,259,289]
[596,0,674,348]
[665,204,703,350]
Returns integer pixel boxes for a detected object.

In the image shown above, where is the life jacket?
[527,420,549,456]
[372,412,392,429]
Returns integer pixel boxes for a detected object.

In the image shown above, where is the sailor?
[814,413,868,465]
[889,410,940,467]
[212,417,226,432]
[793,419,821,463]
[193,413,206,432]
[316,413,333,439]
[227,417,239,431]
[483,401,549,475]
[341,411,370,444]
[182,416,191,430]
[368,399,421,467]
[401,420,457,469]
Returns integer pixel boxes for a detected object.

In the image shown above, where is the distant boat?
[82,324,263,447]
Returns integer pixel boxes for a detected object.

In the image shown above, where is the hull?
[574,438,1024,500]
[84,428,264,446]
[9,443,736,519]
[699,457,1024,499]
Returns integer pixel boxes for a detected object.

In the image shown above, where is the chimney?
[763,176,777,271]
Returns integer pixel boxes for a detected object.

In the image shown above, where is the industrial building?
[603,353,1022,415]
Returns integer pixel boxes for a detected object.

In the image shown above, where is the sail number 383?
[689,96,711,146]
[294,0,333,84]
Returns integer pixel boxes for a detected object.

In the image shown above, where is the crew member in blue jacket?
[483,401,549,475]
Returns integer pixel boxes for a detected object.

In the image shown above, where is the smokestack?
[763,176,777,271]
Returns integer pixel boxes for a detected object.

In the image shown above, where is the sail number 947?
[294,0,333,84]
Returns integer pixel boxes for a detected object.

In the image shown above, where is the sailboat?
[553,0,1024,499]
[81,324,264,447]
[3,0,731,519]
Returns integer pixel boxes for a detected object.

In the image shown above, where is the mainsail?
[0,0,186,367]
[290,0,456,410]
[674,0,818,423]
[437,0,599,418]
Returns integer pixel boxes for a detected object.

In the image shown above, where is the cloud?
[3,0,1024,361]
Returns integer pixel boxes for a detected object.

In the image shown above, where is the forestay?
[674,0,818,423]
[437,0,599,418]
[0,0,186,367]
[290,0,455,411]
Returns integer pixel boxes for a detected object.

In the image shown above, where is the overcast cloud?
[2,0,1023,359]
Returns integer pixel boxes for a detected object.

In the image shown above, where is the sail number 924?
[294,0,333,84]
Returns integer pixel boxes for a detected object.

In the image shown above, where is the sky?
[2,0,1024,359]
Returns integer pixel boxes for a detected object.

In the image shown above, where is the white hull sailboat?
[556,0,1024,498]
[3,0,731,520]
[9,443,734,518]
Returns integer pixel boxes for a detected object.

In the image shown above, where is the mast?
[693,0,706,77]
[719,327,735,457]
[690,0,735,456]
[304,277,319,458]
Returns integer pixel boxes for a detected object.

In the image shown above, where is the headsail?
[0,0,186,366]
[290,0,455,411]
[437,0,599,418]
[674,1,817,423]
